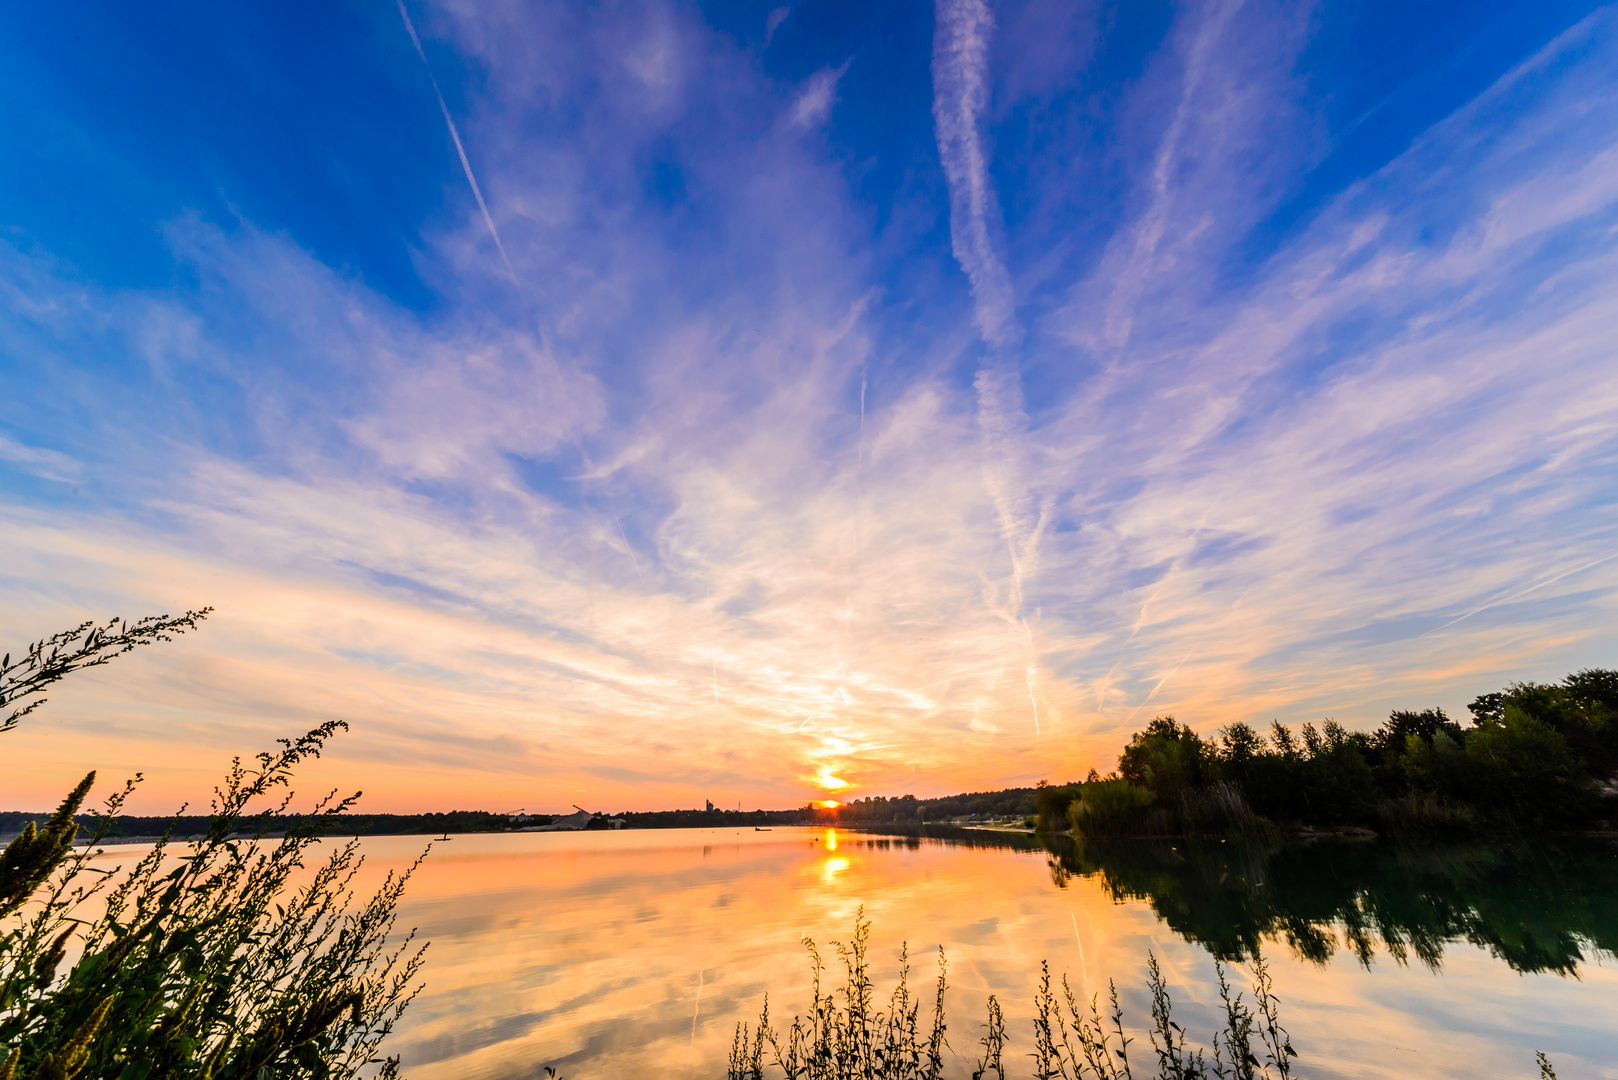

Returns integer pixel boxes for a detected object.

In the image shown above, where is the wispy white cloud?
[765,7,791,47]
[0,436,80,484]
[792,61,850,128]
[2,0,1616,815]
[1098,0,1249,353]
[931,0,1019,349]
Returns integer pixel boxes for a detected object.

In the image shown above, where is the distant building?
[525,805,602,832]
[525,808,592,831]
[706,799,715,812]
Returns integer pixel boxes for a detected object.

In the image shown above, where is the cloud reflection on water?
[330,828,1618,1080]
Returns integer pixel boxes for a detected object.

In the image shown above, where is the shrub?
[1374,792,1481,838]
[1175,781,1259,838]
[0,614,425,1079]
[1069,781,1160,839]
[1034,783,1082,832]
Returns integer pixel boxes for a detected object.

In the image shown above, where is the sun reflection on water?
[336,828,1618,1080]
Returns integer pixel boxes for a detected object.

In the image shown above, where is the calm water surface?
[336,827,1617,1080]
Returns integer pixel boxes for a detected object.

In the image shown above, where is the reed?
[727,912,1295,1080]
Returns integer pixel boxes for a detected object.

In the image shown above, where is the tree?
[1371,709,1464,764]
[1118,717,1208,803]
[1464,704,1588,825]
[1032,781,1081,832]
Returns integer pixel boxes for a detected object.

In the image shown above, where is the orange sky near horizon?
[4,509,1612,816]
[5,3,1618,820]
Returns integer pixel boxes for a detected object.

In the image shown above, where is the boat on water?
[755,827,772,831]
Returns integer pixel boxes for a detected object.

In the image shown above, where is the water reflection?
[326,826,1618,1079]
[850,825,1618,975]
[1036,834,1618,975]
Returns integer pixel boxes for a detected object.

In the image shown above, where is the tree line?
[1044,669,1618,839]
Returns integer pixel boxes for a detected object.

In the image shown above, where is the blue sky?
[2,0,1616,812]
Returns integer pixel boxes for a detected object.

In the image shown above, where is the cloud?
[765,7,790,46]
[792,61,850,128]
[1,0,1616,815]
[0,436,80,484]
[931,0,1019,349]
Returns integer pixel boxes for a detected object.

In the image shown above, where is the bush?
[1069,781,1161,839]
[1033,782,1082,832]
[0,614,424,1079]
[1176,781,1259,838]
[1374,792,1481,838]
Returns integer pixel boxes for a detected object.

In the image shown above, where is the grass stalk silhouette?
[727,911,1295,1080]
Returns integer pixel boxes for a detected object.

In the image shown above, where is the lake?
[338,827,1618,1079]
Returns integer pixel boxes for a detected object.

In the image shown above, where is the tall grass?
[1,613,425,1079]
[728,912,1295,1080]
[727,911,947,1080]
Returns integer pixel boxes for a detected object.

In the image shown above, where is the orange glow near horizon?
[820,799,840,809]
[815,766,849,792]
[327,829,1618,1079]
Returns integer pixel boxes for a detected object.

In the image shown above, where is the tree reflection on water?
[854,825,1618,976]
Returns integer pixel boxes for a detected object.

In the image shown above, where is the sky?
[2,0,1616,815]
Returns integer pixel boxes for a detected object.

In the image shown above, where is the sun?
[820,799,840,809]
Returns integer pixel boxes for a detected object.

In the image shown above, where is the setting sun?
[820,800,840,809]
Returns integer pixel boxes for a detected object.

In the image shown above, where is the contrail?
[1026,663,1041,737]
[934,0,1050,740]
[1123,652,1192,725]
[613,515,646,584]
[689,969,705,1048]
[713,660,720,706]
[1096,662,1120,715]
[1070,910,1089,989]
[396,1,678,613]
[1419,552,1618,638]
[1102,0,1246,352]
[932,0,1017,347]
[395,0,516,279]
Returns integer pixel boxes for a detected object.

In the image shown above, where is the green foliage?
[1069,668,1618,836]
[1035,783,1084,832]
[1118,719,1207,804]
[0,775,95,921]
[1371,710,1463,763]
[1463,705,1585,824]
[0,615,425,1079]
[1069,781,1159,840]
